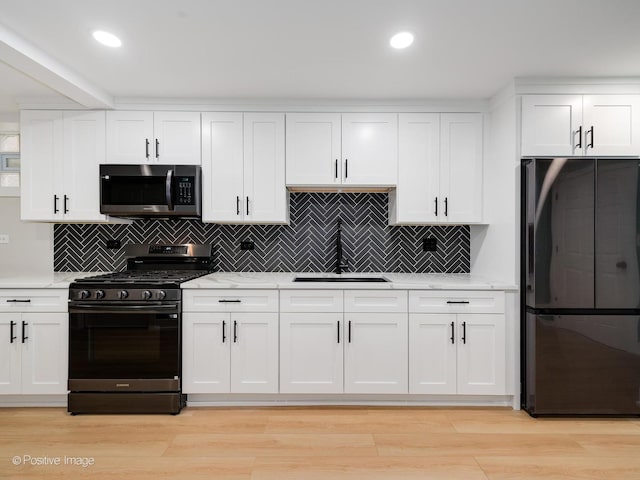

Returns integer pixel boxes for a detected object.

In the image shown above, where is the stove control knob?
[142,290,153,300]
[80,290,91,299]
[119,290,129,300]
[95,290,105,300]
[157,290,167,300]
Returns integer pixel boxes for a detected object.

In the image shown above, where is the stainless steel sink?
[293,277,389,283]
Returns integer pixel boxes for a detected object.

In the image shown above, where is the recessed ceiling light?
[390,31,414,49]
[92,30,122,48]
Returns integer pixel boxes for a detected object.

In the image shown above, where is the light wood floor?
[1,406,640,479]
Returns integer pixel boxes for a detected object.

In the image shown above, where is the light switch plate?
[0,234,9,244]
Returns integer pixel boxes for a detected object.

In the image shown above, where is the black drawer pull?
[22,321,28,343]
[450,321,454,344]
[233,320,238,343]
[222,320,226,343]
[218,299,241,303]
[337,320,340,343]
[462,321,467,344]
[446,300,470,304]
[6,299,31,303]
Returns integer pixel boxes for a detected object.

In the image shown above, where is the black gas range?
[67,244,213,415]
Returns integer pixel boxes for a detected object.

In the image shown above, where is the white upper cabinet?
[390,113,483,225]
[21,110,118,223]
[201,112,287,224]
[285,113,342,185]
[285,113,398,187]
[106,111,201,164]
[521,95,640,157]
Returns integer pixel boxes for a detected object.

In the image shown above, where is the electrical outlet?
[240,240,255,251]
[423,237,437,252]
[106,239,121,249]
[0,234,9,244]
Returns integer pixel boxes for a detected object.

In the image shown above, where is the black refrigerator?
[522,158,640,416]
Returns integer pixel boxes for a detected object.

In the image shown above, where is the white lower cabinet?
[409,291,506,395]
[279,290,408,394]
[0,312,68,395]
[182,289,279,394]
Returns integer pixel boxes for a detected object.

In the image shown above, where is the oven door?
[68,302,181,392]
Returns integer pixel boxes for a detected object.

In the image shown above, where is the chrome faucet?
[335,219,349,274]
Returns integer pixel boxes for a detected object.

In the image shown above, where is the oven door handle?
[69,304,179,314]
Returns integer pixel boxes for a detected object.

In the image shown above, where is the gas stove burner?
[74,269,208,284]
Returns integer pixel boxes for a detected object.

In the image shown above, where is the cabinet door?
[342,113,398,186]
[20,312,68,394]
[243,113,287,223]
[105,111,154,163]
[285,113,342,186]
[20,110,63,221]
[344,313,408,394]
[391,113,440,224]
[153,112,201,164]
[456,314,506,395]
[62,111,109,222]
[583,95,640,156]
[440,113,483,223]
[280,312,343,393]
[0,314,21,394]
[230,313,279,393]
[201,112,245,222]
[521,95,583,156]
[182,312,231,393]
[409,314,456,394]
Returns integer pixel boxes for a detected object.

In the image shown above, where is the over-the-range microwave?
[100,164,201,218]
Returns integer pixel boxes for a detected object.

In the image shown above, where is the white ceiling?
[1,0,640,113]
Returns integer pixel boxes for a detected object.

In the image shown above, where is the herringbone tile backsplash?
[54,193,470,273]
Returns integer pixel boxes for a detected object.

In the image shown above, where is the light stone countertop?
[0,272,102,289]
[181,272,518,291]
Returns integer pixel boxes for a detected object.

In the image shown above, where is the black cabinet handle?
[21,321,28,344]
[462,321,466,344]
[444,197,448,217]
[218,299,241,303]
[53,195,59,214]
[155,139,160,158]
[6,299,31,303]
[335,159,338,179]
[246,196,249,216]
[450,321,455,344]
[337,320,340,343]
[222,320,226,343]
[233,320,238,343]
[446,300,470,304]
[434,197,438,216]
[145,138,150,158]
[64,195,69,214]
[9,321,16,344]
[236,196,240,215]
[345,159,348,179]
[348,320,352,343]
[575,125,582,149]
[587,126,594,149]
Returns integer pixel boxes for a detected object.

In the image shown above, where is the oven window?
[101,175,167,205]
[69,311,180,379]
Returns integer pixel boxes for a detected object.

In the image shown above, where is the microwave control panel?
[175,176,195,205]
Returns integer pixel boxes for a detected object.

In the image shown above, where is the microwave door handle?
[166,169,174,211]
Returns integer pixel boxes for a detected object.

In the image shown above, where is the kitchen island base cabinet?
[182,312,279,394]
[0,313,68,395]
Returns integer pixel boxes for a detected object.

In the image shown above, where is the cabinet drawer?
[344,290,407,313]
[0,289,68,312]
[409,290,504,314]
[280,290,343,313]
[182,289,278,312]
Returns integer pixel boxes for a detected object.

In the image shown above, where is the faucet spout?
[335,219,349,274]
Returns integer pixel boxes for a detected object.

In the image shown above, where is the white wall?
[470,83,519,285]
[0,197,54,275]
